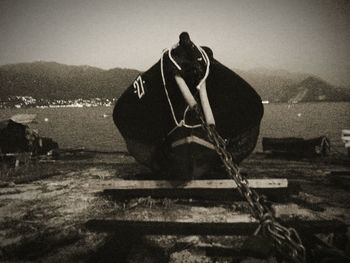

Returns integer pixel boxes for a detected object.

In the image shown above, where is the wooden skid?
[328,170,350,189]
[102,179,300,201]
[86,217,346,236]
[329,175,350,189]
[329,170,350,176]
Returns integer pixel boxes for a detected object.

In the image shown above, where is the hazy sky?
[0,0,349,86]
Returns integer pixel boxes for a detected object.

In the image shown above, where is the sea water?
[0,102,349,153]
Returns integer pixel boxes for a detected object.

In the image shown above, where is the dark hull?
[113,35,264,179]
[0,120,29,154]
[123,124,260,179]
[262,136,330,158]
[114,59,263,144]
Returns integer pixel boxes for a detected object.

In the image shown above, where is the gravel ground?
[0,152,349,262]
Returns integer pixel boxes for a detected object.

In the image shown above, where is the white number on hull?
[133,76,145,99]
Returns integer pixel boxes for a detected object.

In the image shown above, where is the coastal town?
[0,96,115,109]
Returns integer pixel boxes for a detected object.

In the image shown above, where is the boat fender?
[199,81,215,125]
[174,74,197,108]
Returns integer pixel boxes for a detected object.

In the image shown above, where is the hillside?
[236,68,310,102]
[275,76,350,103]
[0,62,349,103]
[237,69,350,102]
[0,62,139,100]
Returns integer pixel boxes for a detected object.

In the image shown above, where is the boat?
[262,136,330,158]
[0,119,31,154]
[0,119,58,157]
[113,32,264,179]
[10,113,37,124]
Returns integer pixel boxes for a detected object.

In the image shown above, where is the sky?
[0,0,349,86]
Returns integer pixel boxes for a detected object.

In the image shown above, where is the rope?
[160,49,182,127]
[160,44,211,131]
[168,44,182,71]
[193,44,210,90]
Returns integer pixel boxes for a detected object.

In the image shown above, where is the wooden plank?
[103,179,288,189]
[329,175,350,189]
[329,170,350,176]
[328,170,350,189]
[102,179,299,201]
[86,217,346,236]
[103,188,293,201]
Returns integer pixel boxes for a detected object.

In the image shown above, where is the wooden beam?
[328,175,350,189]
[329,170,350,176]
[103,179,288,189]
[102,179,299,201]
[86,217,346,236]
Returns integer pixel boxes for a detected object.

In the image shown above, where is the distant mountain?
[0,62,349,103]
[236,68,350,102]
[275,76,350,103]
[0,61,140,100]
[236,68,302,101]
[239,67,309,83]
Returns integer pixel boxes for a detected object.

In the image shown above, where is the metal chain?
[192,104,306,263]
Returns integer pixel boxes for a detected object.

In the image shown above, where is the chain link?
[192,105,306,263]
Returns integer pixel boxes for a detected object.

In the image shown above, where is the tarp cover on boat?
[0,119,58,156]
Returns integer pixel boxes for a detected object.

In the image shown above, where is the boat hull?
[113,33,264,179]
[262,136,330,158]
[123,124,260,179]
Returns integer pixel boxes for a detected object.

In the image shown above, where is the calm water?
[258,102,349,153]
[0,102,349,153]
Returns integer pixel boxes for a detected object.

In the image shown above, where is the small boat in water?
[10,114,37,124]
[262,136,330,158]
[113,32,264,179]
